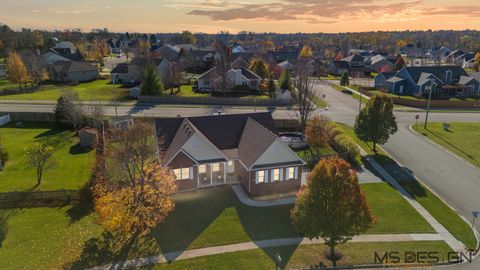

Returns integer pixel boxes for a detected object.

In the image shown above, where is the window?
[173,168,191,180]
[287,167,295,179]
[212,163,220,172]
[204,81,209,86]
[227,161,233,166]
[272,169,280,181]
[257,171,265,183]
[198,165,206,174]
[227,161,235,173]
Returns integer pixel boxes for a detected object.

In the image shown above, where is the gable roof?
[52,61,97,73]
[459,75,477,85]
[342,54,365,62]
[231,57,249,69]
[403,66,468,83]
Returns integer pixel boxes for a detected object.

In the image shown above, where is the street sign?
[415,114,419,120]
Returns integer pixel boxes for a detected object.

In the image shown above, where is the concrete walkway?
[231,185,295,207]
[88,233,443,270]
[358,146,465,252]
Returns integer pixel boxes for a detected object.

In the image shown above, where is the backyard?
[413,122,480,168]
[0,122,95,192]
[0,79,129,101]
[0,183,436,269]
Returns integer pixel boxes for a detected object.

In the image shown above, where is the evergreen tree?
[340,71,349,86]
[279,69,291,90]
[141,65,164,96]
[268,76,276,98]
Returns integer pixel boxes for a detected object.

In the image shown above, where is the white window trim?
[272,169,280,182]
[174,167,192,180]
[212,163,220,172]
[287,167,295,180]
[198,165,206,174]
[257,170,265,183]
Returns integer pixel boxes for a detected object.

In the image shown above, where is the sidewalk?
[231,185,295,207]
[358,146,465,252]
[88,233,443,270]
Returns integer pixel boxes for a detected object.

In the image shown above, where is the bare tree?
[20,50,47,86]
[169,61,184,95]
[292,61,318,130]
[90,104,105,131]
[215,44,232,95]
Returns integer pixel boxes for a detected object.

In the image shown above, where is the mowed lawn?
[0,184,436,269]
[0,79,129,101]
[141,241,452,270]
[0,122,95,192]
[413,122,480,168]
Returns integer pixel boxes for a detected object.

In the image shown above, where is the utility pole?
[424,86,433,129]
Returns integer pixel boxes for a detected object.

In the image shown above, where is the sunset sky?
[1,0,480,33]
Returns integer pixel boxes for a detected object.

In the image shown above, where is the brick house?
[155,113,305,196]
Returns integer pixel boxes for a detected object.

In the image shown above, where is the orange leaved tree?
[291,157,375,267]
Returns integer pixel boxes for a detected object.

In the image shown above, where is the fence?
[0,111,55,122]
[0,190,80,208]
[138,95,292,107]
[0,113,10,126]
[358,88,480,109]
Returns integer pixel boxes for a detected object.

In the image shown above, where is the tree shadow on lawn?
[423,128,476,161]
[69,143,92,155]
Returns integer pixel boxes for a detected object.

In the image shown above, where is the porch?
[197,161,240,188]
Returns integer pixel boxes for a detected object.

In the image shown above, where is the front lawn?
[164,85,208,97]
[400,181,478,251]
[0,79,129,101]
[0,122,95,192]
[141,241,452,269]
[413,122,480,168]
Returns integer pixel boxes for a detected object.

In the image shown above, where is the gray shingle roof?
[403,66,468,83]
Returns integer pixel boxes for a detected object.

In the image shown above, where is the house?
[230,57,250,69]
[41,51,72,65]
[52,41,76,54]
[444,50,465,64]
[197,67,261,92]
[398,44,425,59]
[375,66,480,97]
[368,55,395,73]
[327,61,349,76]
[154,58,172,86]
[155,44,181,61]
[268,51,299,63]
[156,113,305,196]
[277,60,295,71]
[328,54,367,76]
[111,63,141,84]
[48,61,98,83]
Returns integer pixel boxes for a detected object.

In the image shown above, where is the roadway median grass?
[412,122,480,168]
[0,122,94,192]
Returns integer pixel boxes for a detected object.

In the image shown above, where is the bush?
[333,134,359,163]
[231,85,253,92]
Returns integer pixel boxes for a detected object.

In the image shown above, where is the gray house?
[48,61,98,83]
[375,66,480,97]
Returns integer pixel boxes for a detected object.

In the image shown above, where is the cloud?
[31,9,41,13]
[186,0,480,24]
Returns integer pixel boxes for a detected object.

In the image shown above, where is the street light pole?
[424,86,433,129]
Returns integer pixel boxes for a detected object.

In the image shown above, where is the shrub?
[333,134,359,163]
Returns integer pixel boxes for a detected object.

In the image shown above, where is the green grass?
[362,183,434,234]
[0,79,129,101]
[0,122,95,192]
[0,78,18,91]
[413,122,480,168]
[164,85,208,97]
[400,181,478,251]
[332,84,364,102]
[0,206,102,270]
[141,241,452,269]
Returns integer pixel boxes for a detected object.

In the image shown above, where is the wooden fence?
[138,95,292,107]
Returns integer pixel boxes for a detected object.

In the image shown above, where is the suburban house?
[398,44,425,59]
[368,54,395,73]
[197,67,262,92]
[277,60,295,71]
[375,66,480,97]
[327,54,366,76]
[230,57,250,69]
[48,61,98,83]
[327,61,349,76]
[155,113,305,196]
[111,63,141,84]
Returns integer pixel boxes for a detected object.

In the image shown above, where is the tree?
[54,92,84,130]
[24,142,54,186]
[94,120,177,236]
[91,38,110,69]
[340,71,349,86]
[300,45,313,58]
[354,94,398,153]
[178,30,196,44]
[32,30,44,49]
[394,54,406,71]
[268,76,276,98]
[0,137,7,171]
[292,62,318,130]
[249,58,268,79]
[215,43,232,95]
[333,134,359,163]
[6,52,29,88]
[141,65,164,95]
[20,50,48,86]
[305,116,337,156]
[279,69,291,90]
[473,52,480,72]
[291,157,374,267]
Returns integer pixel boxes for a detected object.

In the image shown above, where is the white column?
[224,162,227,184]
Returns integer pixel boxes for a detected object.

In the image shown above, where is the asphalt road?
[1,81,480,268]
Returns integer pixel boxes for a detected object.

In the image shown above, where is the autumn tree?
[473,52,480,72]
[291,157,374,267]
[94,120,177,235]
[141,65,164,95]
[54,92,84,130]
[394,54,406,71]
[178,30,196,44]
[25,142,54,186]
[305,116,339,157]
[300,45,313,58]
[354,94,397,153]
[249,58,268,79]
[292,61,318,130]
[91,38,110,69]
[340,71,349,86]
[6,52,30,88]
[20,50,48,86]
